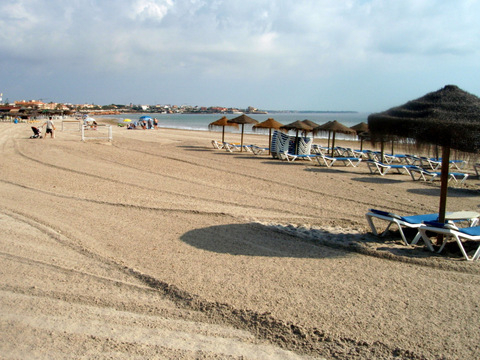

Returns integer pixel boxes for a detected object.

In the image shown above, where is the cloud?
[129,0,173,21]
[1,0,480,109]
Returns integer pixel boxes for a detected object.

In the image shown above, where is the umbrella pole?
[296,129,299,154]
[222,127,225,143]
[268,128,272,155]
[240,124,244,152]
[438,146,451,223]
[435,146,451,245]
[331,132,336,157]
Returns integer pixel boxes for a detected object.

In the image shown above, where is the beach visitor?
[153,118,158,129]
[42,116,55,139]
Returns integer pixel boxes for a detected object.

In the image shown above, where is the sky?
[1,0,479,112]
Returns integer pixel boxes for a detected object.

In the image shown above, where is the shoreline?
[1,122,480,359]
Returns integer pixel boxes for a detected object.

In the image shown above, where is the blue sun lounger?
[418,221,480,261]
[366,209,440,245]
[316,154,362,167]
[407,167,469,184]
[366,160,416,176]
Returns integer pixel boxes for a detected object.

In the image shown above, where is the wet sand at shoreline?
[1,120,480,359]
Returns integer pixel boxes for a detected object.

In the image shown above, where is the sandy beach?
[1,119,480,359]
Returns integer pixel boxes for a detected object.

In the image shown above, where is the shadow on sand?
[180,222,352,259]
[407,187,480,198]
[351,176,404,184]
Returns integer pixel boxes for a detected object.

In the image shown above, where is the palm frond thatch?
[368,85,480,154]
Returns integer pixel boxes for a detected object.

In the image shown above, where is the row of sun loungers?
[212,134,471,183]
[366,209,480,261]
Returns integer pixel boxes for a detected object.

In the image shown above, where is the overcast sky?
[1,0,479,112]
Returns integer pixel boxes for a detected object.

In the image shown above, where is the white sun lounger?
[316,154,362,167]
[407,167,469,184]
[211,140,225,149]
[366,209,441,245]
[418,221,480,261]
[366,160,415,176]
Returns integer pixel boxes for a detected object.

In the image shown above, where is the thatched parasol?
[351,122,368,134]
[252,118,284,155]
[351,122,369,151]
[314,121,334,150]
[209,116,239,143]
[314,120,356,156]
[227,114,259,151]
[302,119,320,139]
[368,84,480,224]
[280,120,313,154]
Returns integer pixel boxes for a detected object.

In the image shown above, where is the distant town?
[0,96,357,120]
[0,97,270,120]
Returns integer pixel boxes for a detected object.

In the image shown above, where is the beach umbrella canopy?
[208,116,239,143]
[302,119,320,129]
[252,118,284,155]
[350,122,369,134]
[314,120,356,156]
[368,84,480,224]
[139,115,153,121]
[302,119,320,139]
[314,121,334,149]
[280,120,313,154]
[351,122,369,151]
[123,118,132,122]
[227,114,258,152]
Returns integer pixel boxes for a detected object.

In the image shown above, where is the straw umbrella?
[252,118,284,155]
[208,116,238,143]
[368,84,480,224]
[351,122,369,151]
[315,121,334,150]
[302,119,320,138]
[280,120,313,154]
[314,120,356,156]
[227,114,258,152]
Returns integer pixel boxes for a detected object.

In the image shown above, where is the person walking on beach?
[42,116,55,139]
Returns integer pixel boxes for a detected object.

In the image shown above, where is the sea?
[96,112,370,140]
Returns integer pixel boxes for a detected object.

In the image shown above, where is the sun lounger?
[383,153,409,164]
[311,144,330,155]
[418,221,480,261]
[251,145,269,155]
[223,142,242,152]
[366,209,440,245]
[407,167,469,184]
[366,160,415,176]
[316,154,362,167]
[474,164,480,178]
[211,140,225,149]
[426,158,467,170]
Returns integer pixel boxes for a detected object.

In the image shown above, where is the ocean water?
[97,112,370,139]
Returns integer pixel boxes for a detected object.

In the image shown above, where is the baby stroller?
[30,126,42,139]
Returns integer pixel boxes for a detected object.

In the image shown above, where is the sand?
[1,119,480,359]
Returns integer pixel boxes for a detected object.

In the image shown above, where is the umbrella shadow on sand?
[351,177,404,184]
[180,223,353,259]
[305,167,361,175]
[180,223,463,263]
[407,187,480,198]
